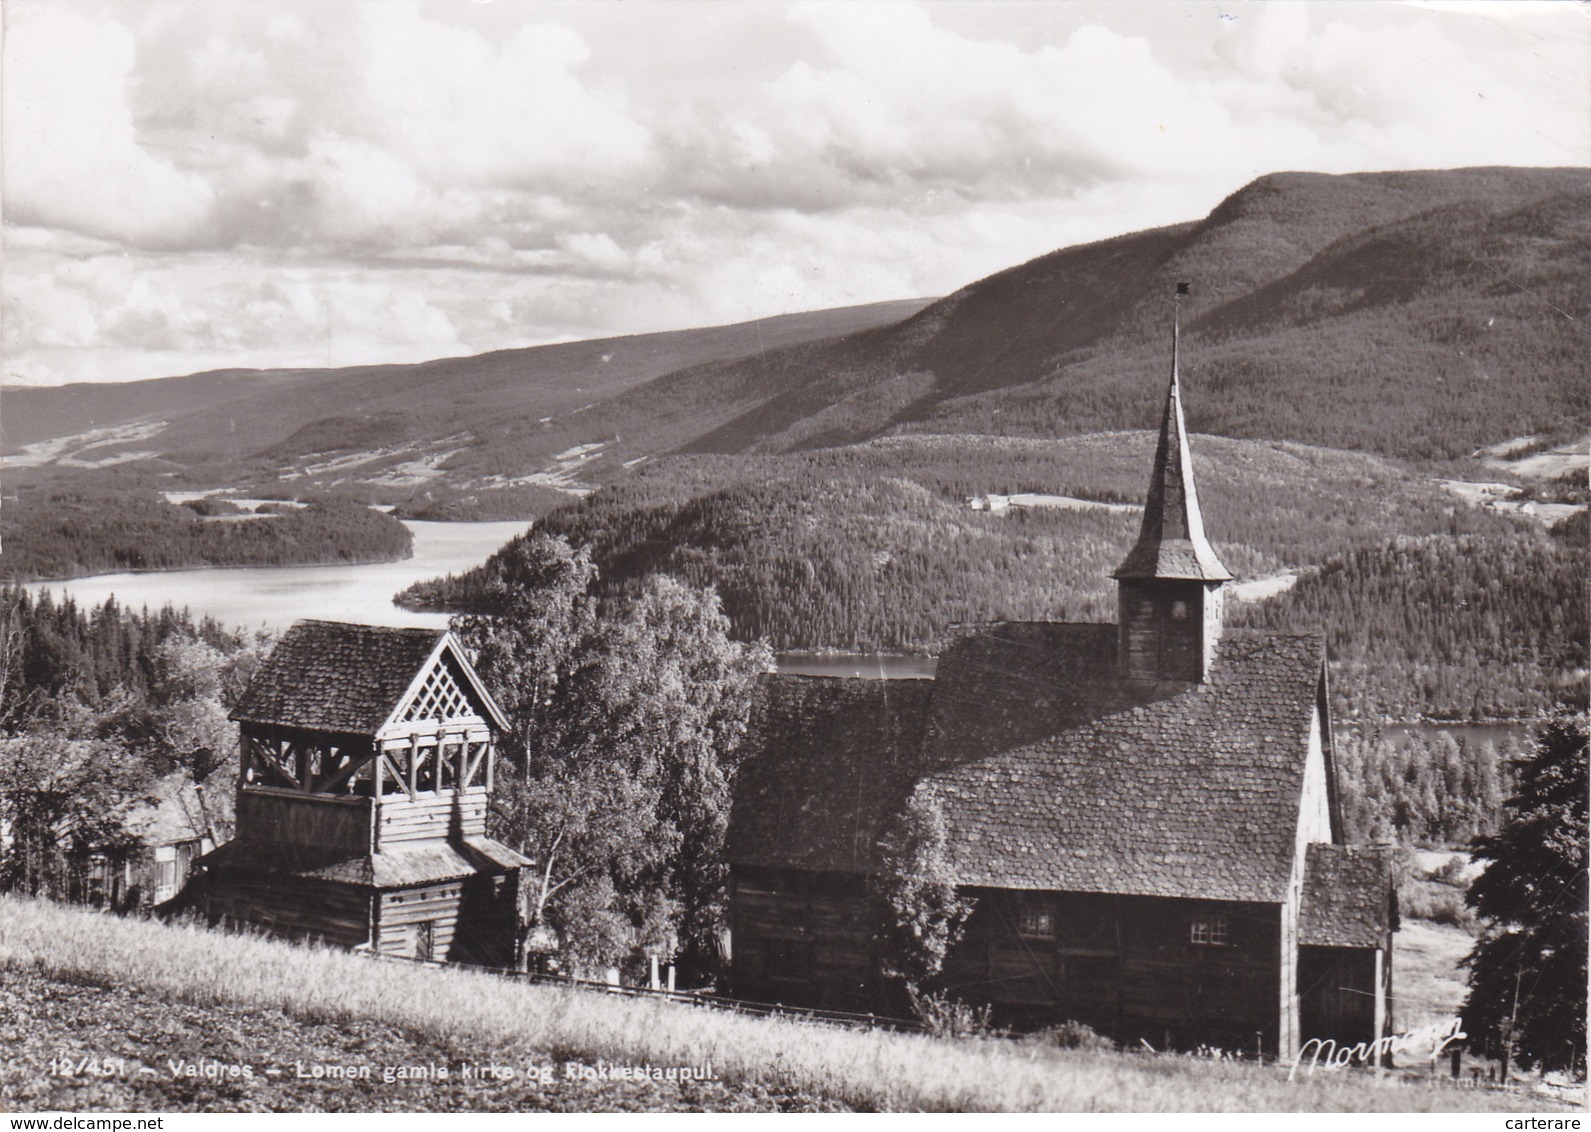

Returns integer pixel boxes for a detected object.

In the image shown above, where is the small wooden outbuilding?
[80,771,220,910]
[195,620,529,965]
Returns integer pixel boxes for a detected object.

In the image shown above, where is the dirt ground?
[0,969,847,1114]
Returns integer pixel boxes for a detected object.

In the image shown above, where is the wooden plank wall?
[730,866,882,1013]
[957,891,1285,1052]
[452,872,518,968]
[944,889,1121,1030]
[731,870,1287,1052]
[961,890,1282,1052]
[1117,582,1209,682]
[376,881,464,959]
[237,789,371,852]
[376,790,488,846]
[373,873,517,966]
[203,874,371,948]
[1114,895,1282,1056]
[1298,946,1379,1048]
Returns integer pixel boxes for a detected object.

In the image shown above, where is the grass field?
[0,896,1574,1114]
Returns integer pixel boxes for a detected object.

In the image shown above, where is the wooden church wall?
[730,870,1289,1053]
[1298,946,1382,1048]
[729,866,879,1013]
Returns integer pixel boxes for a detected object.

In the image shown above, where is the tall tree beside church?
[1461,713,1588,1076]
[0,731,151,896]
[588,575,772,975]
[872,792,976,1002]
[452,534,769,976]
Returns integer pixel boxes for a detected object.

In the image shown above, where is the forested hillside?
[399,432,1573,720]
[6,169,1585,516]
[1230,516,1588,721]
[531,167,1588,474]
[0,485,412,581]
[1336,728,1524,847]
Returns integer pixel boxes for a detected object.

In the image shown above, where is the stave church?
[727,295,1397,1057]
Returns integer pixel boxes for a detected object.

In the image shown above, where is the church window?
[1017,898,1057,940]
[1190,914,1228,946]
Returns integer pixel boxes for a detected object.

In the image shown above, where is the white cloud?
[2,0,1586,386]
[2,4,215,247]
[3,247,466,383]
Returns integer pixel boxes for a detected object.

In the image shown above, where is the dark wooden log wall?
[947,890,1284,1053]
[1117,580,1211,683]
[203,874,373,948]
[731,868,1287,1053]
[374,873,518,967]
[730,866,883,1013]
[237,789,372,852]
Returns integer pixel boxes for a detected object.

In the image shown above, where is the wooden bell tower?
[197,620,530,965]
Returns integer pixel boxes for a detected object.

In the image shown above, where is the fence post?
[649,954,660,990]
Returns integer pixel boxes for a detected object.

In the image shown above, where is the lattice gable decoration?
[387,636,507,731]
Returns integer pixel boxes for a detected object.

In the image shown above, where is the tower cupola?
[1113,284,1230,682]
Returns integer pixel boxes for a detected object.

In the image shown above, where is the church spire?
[1112,284,1231,583]
[1112,284,1229,684]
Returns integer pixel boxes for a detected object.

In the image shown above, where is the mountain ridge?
[5,166,1586,512]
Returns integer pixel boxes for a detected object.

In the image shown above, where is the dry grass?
[0,896,1562,1113]
[1394,920,1479,1034]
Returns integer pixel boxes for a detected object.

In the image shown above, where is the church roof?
[1112,323,1231,582]
[1300,843,1399,948]
[920,629,1324,903]
[230,620,508,736]
[730,676,933,875]
[730,627,1326,902]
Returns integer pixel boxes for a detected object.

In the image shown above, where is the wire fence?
[364,950,927,1033]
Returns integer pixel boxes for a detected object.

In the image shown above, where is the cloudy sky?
[3,0,1586,386]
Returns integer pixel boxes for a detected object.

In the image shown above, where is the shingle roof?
[731,626,1327,904]
[1112,366,1231,582]
[230,620,504,735]
[729,675,933,875]
[196,835,531,887]
[923,623,1159,769]
[1301,843,1398,948]
[923,628,1324,903]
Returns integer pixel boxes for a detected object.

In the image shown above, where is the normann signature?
[1290,1016,1467,1079]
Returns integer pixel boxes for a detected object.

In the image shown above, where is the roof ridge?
[294,618,445,636]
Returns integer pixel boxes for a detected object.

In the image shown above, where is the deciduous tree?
[872,791,976,1007]
[453,534,769,978]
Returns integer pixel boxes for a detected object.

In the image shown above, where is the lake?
[1351,720,1537,753]
[775,652,937,679]
[21,520,531,634]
